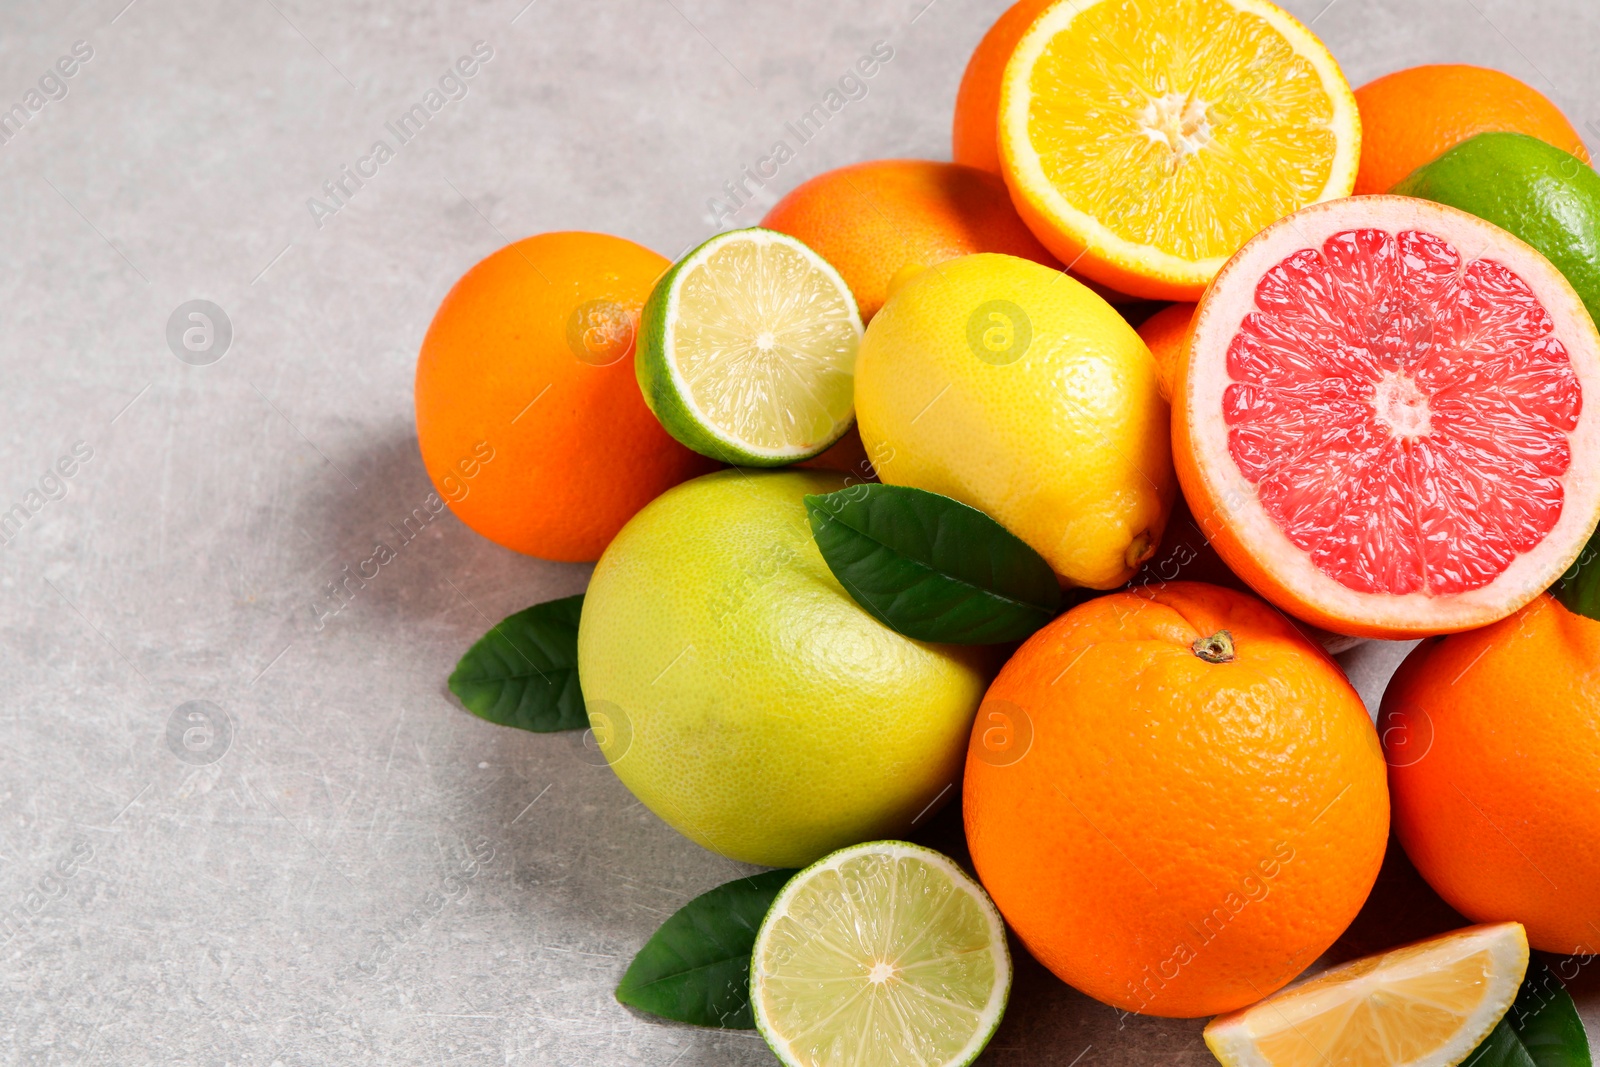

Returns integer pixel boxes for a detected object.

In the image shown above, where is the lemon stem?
[1192,629,1236,663]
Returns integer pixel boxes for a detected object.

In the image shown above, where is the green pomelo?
[576,470,991,868]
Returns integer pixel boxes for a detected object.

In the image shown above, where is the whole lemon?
[577,469,991,868]
[855,253,1174,589]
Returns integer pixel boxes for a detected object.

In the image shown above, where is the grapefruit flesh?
[1177,196,1600,638]
[1232,232,1576,594]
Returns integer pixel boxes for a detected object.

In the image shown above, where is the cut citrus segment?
[998,0,1361,301]
[637,227,863,466]
[1176,196,1600,638]
[750,841,1011,1067]
[1204,922,1529,1067]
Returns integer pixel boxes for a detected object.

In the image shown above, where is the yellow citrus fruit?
[854,253,1174,589]
[576,470,991,869]
[998,0,1361,300]
[1205,922,1529,1067]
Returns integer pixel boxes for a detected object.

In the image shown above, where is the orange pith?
[951,0,1055,173]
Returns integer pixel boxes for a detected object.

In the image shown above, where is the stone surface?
[1,0,1596,1062]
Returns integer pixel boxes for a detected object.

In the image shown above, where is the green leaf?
[616,868,796,1028]
[1463,959,1592,1067]
[447,594,587,731]
[805,483,1060,644]
[1553,526,1600,623]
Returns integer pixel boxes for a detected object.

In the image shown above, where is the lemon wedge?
[1204,923,1529,1067]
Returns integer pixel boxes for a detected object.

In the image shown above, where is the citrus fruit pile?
[417,1,1600,1064]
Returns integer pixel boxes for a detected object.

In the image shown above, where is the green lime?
[751,841,1011,1067]
[575,470,990,868]
[1393,131,1600,327]
[636,228,862,466]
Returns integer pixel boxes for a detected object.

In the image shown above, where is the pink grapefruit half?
[1175,196,1600,639]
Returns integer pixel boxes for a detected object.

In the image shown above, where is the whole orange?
[1135,302,1195,402]
[951,0,1054,174]
[964,582,1389,1017]
[1380,593,1600,954]
[1355,64,1589,195]
[415,232,716,562]
[760,159,1059,321]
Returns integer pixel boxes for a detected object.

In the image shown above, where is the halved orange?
[998,0,1361,301]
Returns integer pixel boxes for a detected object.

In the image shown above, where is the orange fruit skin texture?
[1135,302,1196,402]
[760,159,1060,321]
[415,232,717,562]
[1381,593,1600,954]
[951,0,1054,174]
[964,582,1390,1017]
[1355,64,1589,195]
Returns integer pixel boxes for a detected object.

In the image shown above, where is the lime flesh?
[638,228,862,465]
[751,841,1011,1067]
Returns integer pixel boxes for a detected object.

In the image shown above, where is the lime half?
[751,841,1011,1067]
[637,228,862,466]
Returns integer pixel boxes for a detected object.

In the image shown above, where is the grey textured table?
[2,0,1596,1063]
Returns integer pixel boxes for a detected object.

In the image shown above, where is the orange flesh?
[1022,0,1340,261]
[1223,227,1581,595]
